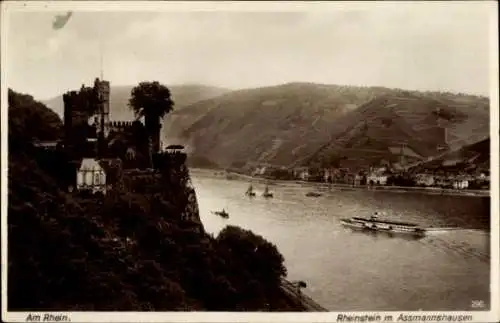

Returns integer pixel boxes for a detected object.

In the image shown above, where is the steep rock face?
[182,171,201,223]
[121,155,203,226]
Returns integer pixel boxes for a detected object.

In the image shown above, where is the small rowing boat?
[212,209,229,219]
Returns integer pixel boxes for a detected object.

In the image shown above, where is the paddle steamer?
[341,213,426,237]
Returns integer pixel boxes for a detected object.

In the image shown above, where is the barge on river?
[340,213,426,238]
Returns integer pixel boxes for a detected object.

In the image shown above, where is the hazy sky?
[4,1,495,100]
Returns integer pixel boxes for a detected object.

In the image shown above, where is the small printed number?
[471,300,485,308]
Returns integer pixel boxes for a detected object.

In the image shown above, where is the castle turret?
[94,78,110,157]
[63,90,78,144]
[63,90,92,158]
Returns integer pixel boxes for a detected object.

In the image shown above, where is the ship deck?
[350,217,419,227]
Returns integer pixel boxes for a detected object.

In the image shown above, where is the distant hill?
[303,94,489,170]
[43,84,231,121]
[409,138,490,173]
[161,82,489,169]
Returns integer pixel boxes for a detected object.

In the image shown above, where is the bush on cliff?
[8,89,297,311]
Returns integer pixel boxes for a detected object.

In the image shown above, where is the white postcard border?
[1,1,499,323]
[0,311,497,323]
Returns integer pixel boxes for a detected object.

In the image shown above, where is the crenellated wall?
[108,121,135,133]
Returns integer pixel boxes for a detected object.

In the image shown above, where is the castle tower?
[94,78,110,157]
[63,91,75,144]
[63,90,89,158]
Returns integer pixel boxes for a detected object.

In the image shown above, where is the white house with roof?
[366,167,389,185]
[452,179,469,189]
[451,175,473,190]
[293,167,310,181]
[366,173,388,185]
[76,158,107,194]
[415,173,435,187]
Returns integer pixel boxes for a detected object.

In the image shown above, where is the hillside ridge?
[161,83,489,170]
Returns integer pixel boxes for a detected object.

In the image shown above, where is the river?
[190,169,491,311]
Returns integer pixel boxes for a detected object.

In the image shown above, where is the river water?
[190,169,491,311]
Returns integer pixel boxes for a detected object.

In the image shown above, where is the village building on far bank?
[252,166,268,177]
[434,176,452,188]
[366,173,387,186]
[415,173,436,187]
[452,178,469,190]
[478,172,490,182]
[293,167,310,181]
[366,166,390,185]
[450,174,474,190]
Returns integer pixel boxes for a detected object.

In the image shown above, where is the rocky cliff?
[8,88,300,311]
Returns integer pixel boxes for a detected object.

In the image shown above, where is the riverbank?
[280,279,328,312]
[190,168,490,197]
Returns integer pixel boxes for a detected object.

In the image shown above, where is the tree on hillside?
[128,82,174,162]
[8,89,63,150]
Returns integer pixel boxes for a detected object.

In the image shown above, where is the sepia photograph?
[1,1,499,322]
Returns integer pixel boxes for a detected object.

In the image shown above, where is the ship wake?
[425,227,489,235]
[424,227,463,232]
[417,230,490,264]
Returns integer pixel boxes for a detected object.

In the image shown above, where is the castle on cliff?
[63,77,135,160]
[61,77,179,195]
[30,77,198,225]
